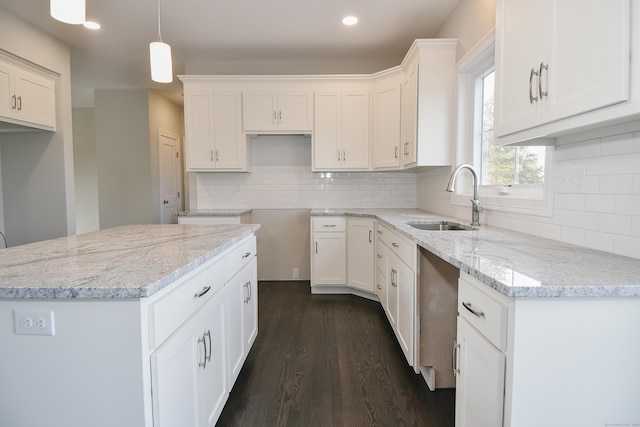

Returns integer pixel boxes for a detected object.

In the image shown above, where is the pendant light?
[50,0,85,25]
[149,0,173,83]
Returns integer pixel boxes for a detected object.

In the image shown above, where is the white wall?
[0,8,76,246]
[436,0,497,60]
[73,107,100,233]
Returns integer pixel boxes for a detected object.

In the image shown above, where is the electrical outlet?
[14,310,55,336]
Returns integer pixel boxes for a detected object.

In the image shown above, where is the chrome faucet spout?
[446,164,482,226]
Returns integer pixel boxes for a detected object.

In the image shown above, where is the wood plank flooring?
[217,281,455,427]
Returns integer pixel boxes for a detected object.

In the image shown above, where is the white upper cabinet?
[0,53,56,131]
[314,89,370,171]
[243,91,313,133]
[372,79,402,169]
[182,83,248,172]
[399,39,457,168]
[495,0,637,144]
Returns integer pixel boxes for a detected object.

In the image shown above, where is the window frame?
[452,30,554,217]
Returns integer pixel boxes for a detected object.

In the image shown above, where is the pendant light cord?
[156,0,163,42]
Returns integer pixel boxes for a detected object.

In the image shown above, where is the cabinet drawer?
[313,217,346,232]
[150,256,227,348]
[376,222,416,270]
[458,273,509,351]
[227,236,257,279]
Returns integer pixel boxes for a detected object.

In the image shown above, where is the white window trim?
[452,30,554,217]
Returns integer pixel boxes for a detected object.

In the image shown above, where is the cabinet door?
[372,83,401,169]
[495,0,547,137]
[347,218,374,293]
[0,61,15,120]
[386,253,399,329]
[243,91,278,131]
[185,89,216,170]
[401,63,418,166]
[312,232,346,285]
[199,294,228,427]
[341,90,370,170]
[313,91,341,169]
[277,91,313,131]
[375,239,389,308]
[544,0,630,123]
[14,68,55,129]
[151,312,202,427]
[243,258,258,353]
[395,257,415,366]
[226,268,246,387]
[455,317,505,427]
[213,91,245,170]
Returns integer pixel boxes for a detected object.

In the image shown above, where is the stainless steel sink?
[406,221,476,231]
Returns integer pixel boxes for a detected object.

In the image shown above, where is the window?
[454,31,553,216]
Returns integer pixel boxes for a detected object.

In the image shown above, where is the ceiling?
[0,0,460,106]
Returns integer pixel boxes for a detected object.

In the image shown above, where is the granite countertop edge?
[176,209,253,217]
[311,208,640,299]
[0,224,260,300]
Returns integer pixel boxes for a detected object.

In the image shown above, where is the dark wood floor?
[217,281,455,427]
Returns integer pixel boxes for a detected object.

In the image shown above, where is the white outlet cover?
[14,310,55,336]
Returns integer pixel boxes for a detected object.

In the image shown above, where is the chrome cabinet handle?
[205,330,212,363]
[194,286,211,298]
[323,224,336,228]
[11,94,16,110]
[342,150,346,162]
[452,340,461,376]
[17,96,22,111]
[242,251,251,259]
[376,254,382,259]
[377,230,382,234]
[210,150,214,162]
[198,334,207,368]
[392,242,399,248]
[337,150,341,162]
[273,110,277,123]
[369,230,372,243]
[315,241,318,253]
[278,110,282,122]
[394,146,398,159]
[404,142,409,156]
[538,62,548,99]
[529,68,539,103]
[391,268,397,287]
[462,301,486,318]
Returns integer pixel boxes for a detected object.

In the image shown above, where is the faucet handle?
[471,199,484,212]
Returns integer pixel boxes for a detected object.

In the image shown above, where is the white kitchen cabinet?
[314,90,370,171]
[227,257,258,387]
[346,218,375,293]
[311,217,346,287]
[454,317,506,427]
[495,0,635,143]
[242,90,313,133]
[371,81,401,169]
[183,86,248,172]
[151,288,228,427]
[454,274,509,427]
[375,222,417,370]
[400,60,418,166]
[0,52,56,131]
[399,39,457,168]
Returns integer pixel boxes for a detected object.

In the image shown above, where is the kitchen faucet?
[446,164,483,226]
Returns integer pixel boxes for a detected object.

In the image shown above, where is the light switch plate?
[14,310,55,336]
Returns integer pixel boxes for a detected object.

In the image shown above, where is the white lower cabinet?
[375,221,417,370]
[454,317,505,427]
[227,257,258,386]
[346,218,375,293]
[311,217,346,287]
[151,290,227,427]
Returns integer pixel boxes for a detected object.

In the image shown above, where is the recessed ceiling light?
[83,20,100,30]
[342,16,358,26]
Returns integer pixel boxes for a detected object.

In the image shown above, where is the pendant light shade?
[150,41,173,83]
[50,0,85,24]
[150,0,173,83]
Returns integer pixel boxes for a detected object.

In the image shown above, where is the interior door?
[159,129,181,224]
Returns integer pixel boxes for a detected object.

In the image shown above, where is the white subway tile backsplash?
[600,133,634,156]
[599,174,633,195]
[584,230,614,253]
[614,195,640,216]
[585,194,615,213]
[598,213,631,235]
[615,153,640,174]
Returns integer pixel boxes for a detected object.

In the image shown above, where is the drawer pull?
[462,301,485,318]
[452,340,461,376]
[376,254,382,259]
[323,224,337,228]
[392,242,399,248]
[204,330,212,364]
[242,252,251,259]
[198,334,207,368]
[194,286,211,298]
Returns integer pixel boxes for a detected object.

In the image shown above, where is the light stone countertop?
[176,209,252,217]
[311,208,640,298]
[0,224,259,299]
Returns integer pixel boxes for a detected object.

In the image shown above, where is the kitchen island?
[0,224,260,427]
[312,208,640,427]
